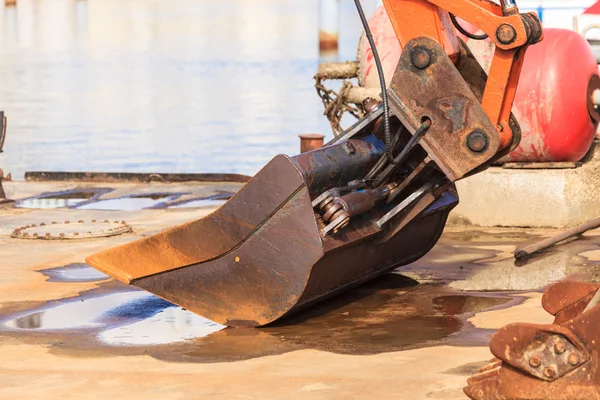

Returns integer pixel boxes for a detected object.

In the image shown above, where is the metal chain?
[314,76,365,136]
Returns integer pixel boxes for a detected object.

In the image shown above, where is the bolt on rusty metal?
[411,47,431,69]
[362,98,380,113]
[554,341,566,354]
[568,353,580,366]
[543,367,557,379]
[529,355,542,368]
[496,23,517,44]
[467,131,489,153]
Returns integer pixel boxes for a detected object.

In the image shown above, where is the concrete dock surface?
[1,180,599,400]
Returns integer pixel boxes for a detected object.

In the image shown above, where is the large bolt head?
[544,367,557,379]
[467,131,489,153]
[529,355,542,368]
[496,24,517,44]
[568,353,581,366]
[411,47,431,70]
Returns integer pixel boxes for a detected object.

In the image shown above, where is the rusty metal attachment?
[87,131,458,327]
[465,281,600,400]
[86,0,541,329]
[87,86,464,326]
[387,37,502,182]
[12,220,132,240]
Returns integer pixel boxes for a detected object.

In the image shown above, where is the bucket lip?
[130,184,324,328]
[86,154,308,285]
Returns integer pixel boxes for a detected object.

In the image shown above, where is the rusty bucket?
[87,134,457,327]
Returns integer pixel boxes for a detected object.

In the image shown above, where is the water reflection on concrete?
[99,306,226,346]
[0,0,380,179]
[17,197,91,209]
[15,190,99,209]
[42,263,110,283]
[76,194,180,211]
[0,274,512,363]
[4,290,226,344]
[6,292,150,330]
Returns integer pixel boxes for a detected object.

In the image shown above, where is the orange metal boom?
[382,0,543,151]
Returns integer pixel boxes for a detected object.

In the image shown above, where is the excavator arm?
[383,0,542,151]
[315,0,542,236]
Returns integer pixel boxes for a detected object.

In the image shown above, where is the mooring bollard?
[299,134,325,153]
[319,0,340,51]
[0,168,11,204]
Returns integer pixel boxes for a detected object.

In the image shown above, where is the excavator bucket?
[87,129,458,327]
[86,31,534,327]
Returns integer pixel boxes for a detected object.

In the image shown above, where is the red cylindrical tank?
[359,7,600,163]
[505,28,600,162]
[358,7,490,88]
[358,5,401,89]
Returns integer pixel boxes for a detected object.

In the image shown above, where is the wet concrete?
[14,188,110,209]
[0,273,514,364]
[4,188,600,398]
[402,227,600,291]
[41,263,109,283]
[14,188,235,211]
[3,288,226,345]
[76,193,183,211]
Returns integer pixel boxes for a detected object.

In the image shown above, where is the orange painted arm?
[381,0,542,150]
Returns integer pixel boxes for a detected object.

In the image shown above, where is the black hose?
[371,119,431,187]
[353,0,393,162]
[365,126,403,181]
[449,13,488,41]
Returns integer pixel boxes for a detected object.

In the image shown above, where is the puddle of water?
[5,292,151,330]
[42,263,110,283]
[76,194,181,211]
[257,281,511,355]
[0,274,511,363]
[99,306,225,346]
[3,290,225,344]
[15,191,99,209]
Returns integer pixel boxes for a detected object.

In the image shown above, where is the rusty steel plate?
[387,37,501,182]
[465,281,600,400]
[11,220,132,240]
